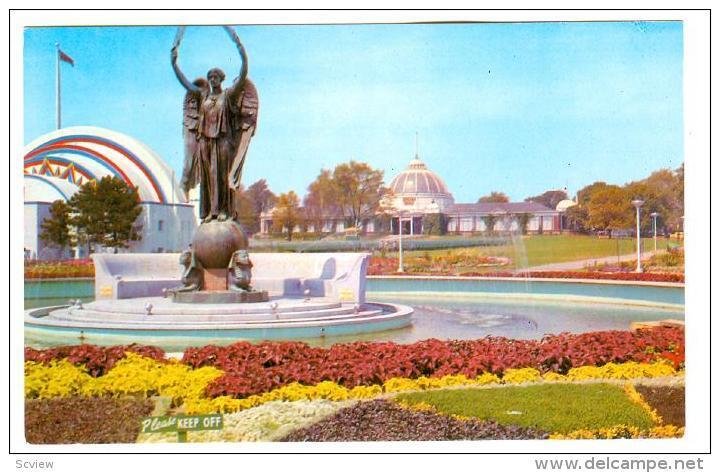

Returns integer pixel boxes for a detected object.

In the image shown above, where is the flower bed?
[25,396,154,444]
[368,256,684,282]
[634,384,685,427]
[24,259,95,279]
[279,399,549,441]
[24,343,167,377]
[23,329,686,442]
[25,328,683,401]
[182,327,683,398]
[138,400,353,443]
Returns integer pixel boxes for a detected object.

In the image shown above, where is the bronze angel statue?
[171,26,259,223]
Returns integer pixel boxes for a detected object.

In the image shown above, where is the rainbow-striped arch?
[23,127,183,204]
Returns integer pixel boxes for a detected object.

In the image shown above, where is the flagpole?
[55,43,61,130]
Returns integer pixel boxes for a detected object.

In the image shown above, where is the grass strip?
[395,383,656,434]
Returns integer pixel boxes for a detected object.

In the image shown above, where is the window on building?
[158,220,164,231]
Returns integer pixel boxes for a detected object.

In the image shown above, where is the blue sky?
[23,22,683,203]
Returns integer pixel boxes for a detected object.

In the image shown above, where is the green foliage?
[68,177,143,253]
[233,186,256,233]
[516,213,531,235]
[564,204,590,233]
[649,247,684,268]
[477,191,510,203]
[39,200,72,250]
[525,190,568,209]
[422,213,447,236]
[244,179,277,234]
[482,214,498,233]
[586,184,633,231]
[569,166,683,235]
[396,383,656,434]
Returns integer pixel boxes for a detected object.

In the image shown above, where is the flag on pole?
[58,49,74,67]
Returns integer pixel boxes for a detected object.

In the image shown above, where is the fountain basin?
[25,297,413,348]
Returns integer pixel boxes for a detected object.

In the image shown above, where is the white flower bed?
[137,399,353,443]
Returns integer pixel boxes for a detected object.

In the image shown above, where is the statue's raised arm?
[223,26,249,101]
[171,26,201,94]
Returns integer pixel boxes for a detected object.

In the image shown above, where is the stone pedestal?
[172,290,269,304]
[203,269,227,291]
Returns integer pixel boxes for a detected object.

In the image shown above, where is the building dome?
[24,126,186,204]
[389,158,452,196]
[556,199,578,212]
[385,155,454,213]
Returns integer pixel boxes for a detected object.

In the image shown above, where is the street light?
[397,213,404,273]
[650,212,659,252]
[631,199,645,273]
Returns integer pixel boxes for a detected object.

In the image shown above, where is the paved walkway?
[520,249,664,272]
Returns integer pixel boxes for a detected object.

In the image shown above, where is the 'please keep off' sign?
[141,414,223,441]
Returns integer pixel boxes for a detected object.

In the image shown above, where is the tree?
[586,185,633,231]
[243,179,277,234]
[422,213,447,236]
[477,191,510,203]
[482,214,498,233]
[564,204,590,233]
[331,161,388,228]
[516,212,532,235]
[39,200,72,252]
[525,189,568,210]
[271,191,302,241]
[68,176,143,253]
[304,169,341,232]
[232,184,257,232]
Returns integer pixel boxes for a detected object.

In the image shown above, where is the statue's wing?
[229,79,259,190]
[180,80,207,196]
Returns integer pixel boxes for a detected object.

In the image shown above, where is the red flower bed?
[181,327,684,398]
[26,328,682,398]
[521,271,683,283]
[24,344,166,377]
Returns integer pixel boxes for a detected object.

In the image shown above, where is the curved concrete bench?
[91,252,370,303]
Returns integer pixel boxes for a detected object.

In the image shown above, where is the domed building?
[384,155,454,235]
[383,153,563,235]
[24,126,197,259]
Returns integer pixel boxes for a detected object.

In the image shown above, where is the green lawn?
[395,383,656,434]
[397,235,658,270]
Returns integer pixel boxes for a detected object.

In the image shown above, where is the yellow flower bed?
[550,424,684,440]
[565,361,677,381]
[25,353,223,405]
[183,382,383,415]
[502,367,542,384]
[25,360,94,399]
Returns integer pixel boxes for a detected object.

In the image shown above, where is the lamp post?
[650,212,659,252]
[631,199,644,273]
[397,213,404,273]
